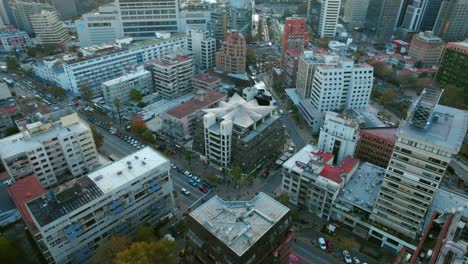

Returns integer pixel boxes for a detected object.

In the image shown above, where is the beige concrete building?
[215,30,246,75]
[151,54,193,99]
[30,10,70,44]
[408,31,445,67]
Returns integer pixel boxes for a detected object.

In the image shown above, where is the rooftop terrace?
[189,193,289,257]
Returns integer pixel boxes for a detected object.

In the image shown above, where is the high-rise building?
[193,94,284,174]
[400,0,424,33]
[419,0,444,31]
[435,40,468,88]
[186,193,294,264]
[187,29,216,73]
[30,10,71,45]
[281,49,302,88]
[116,0,179,40]
[75,3,123,47]
[51,0,91,20]
[318,112,360,164]
[178,6,211,32]
[215,30,246,75]
[11,0,56,33]
[0,26,32,52]
[0,0,15,26]
[209,8,228,45]
[370,89,468,239]
[408,31,445,67]
[25,147,176,263]
[343,0,370,27]
[151,54,193,99]
[355,127,397,168]
[432,0,468,41]
[281,17,308,65]
[366,0,405,41]
[318,0,341,38]
[0,108,99,188]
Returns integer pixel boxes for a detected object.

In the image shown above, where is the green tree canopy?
[49,86,66,98]
[115,238,177,264]
[130,89,142,101]
[27,47,37,58]
[440,84,467,110]
[6,58,18,71]
[380,88,397,106]
[246,48,257,67]
[0,237,20,263]
[92,236,131,264]
[80,84,93,101]
[91,125,104,148]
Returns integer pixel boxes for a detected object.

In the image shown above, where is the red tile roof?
[319,165,343,183]
[287,48,302,57]
[166,91,226,119]
[8,175,46,234]
[338,156,359,174]
[312,151,334,164]
[361,127,397,142]
[192,74,220,85]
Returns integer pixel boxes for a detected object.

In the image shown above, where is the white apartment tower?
[0,109,99,188]
[343,0,370,27]
[26,147,176,263]
[151,54,193,99]
[370,89,468,239]
[318,112,360,164]
[116,0,179,40]
[30,10,70,45]
[318,0,341,38]
[187,29,216,73]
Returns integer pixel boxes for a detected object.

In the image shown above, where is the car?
[180,188,190,196]
[193,176,201,183]
[170,163,177,169]
[188,179,197,186]
[318,237,327,250]
[353,257,361,264]
[184,171,192,178]
[343,250,352,264]
[202,180,214,189]
[198,185,208,193]
[326,240,333,253]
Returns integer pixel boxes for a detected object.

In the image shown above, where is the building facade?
[0,109,99,188]
[408,31,445,67]
[187,29,216,73]
[281,17,308,65]
[0,26,31,52]
[318,0,341,38]
[102,69,152,110]
[30,10,70,45]
[355,127,397,168]
[343,0,370,27]
[281,49,302,88]
[436,40,468,88]
[366,0,404,41]
[192,74,221,92]
[215,30,246,75]
[11,0,56,33]
[432,0,468,41]
[187,193,293,264]
[151,54,193,99]
[26,147,175,263]
[51,0,91,20]
[370,89,468,240]
[419,0,444,31]
[178,8,211,33]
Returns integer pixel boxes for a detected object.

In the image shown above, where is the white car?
[181,188,190,196]
[193,176,201,183]
[184,171,192,178]
[318,237,327,250]
[343,250,353,264]
[353,257,361,264]
[170,163,177,169]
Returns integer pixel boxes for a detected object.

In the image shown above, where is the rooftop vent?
[127,161,132,165]
[117,171,123,175]
[94,175,103,181]
[141,161,146,165]
[128,165,133,170]
[135,156,139,160]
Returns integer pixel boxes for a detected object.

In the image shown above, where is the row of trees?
[131,115,154,143]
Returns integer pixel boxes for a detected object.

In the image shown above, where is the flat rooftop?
[424,188,468,231]
[141,93,193,121]
[339,162,385,212]
[398,105,468,152]
[102,70,150,86]
[189,193,289,257]
[166,91,226,119]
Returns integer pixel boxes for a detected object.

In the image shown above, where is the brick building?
[281,17,308,66]
[215,30,246,74]
[355,127,397,168]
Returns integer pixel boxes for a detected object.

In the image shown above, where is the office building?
[187,193,294,264]
[75,3,123,47]
[433,0,468,41]
[343,0,370,27]
[355,127,397,168]
[151,54,193,99]
[215,30,246,75]
[0,83,20,138]
[26,147,175,263]
[178,7,211,32]
[30,10,70,45]
[242,81,275,106]
[162,90,226,143]
[318,0,341,38]
[0,0,15,26]
[408,31,445,67]
[436,40,468,88]
[192,74,221,92]
[51,0,91,20]
[366,0,405,41]
[209,8,228,45]
[0,26,31,52]
[400,0,424,33]
[11,0,56,33]
[102,69,152,110]
[370,89,468,240]
[281,17,308,65]
[187,29,216,73]
[282,144,359,221]
[318,112,360,165]
[281,49,302,88]
[0,108,99,188]
[116,0,179,39]
[419,0,444,31]
[193,93,284,175]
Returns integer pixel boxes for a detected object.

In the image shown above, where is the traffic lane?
[172,180,203,209]
[171,170,208,197]
[292,239,338,264]
[281,115,305,149]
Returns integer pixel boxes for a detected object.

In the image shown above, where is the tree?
[131,115,147,135]
[282,9,293,20]
[274,193,289,206]
[246,48,256,67]
[129,89,142,101]
[49,86,66,98]
[380,88,397,106]
[316,38,330,49]
[80,84,93,102]
[0,237,20,263]
[113,98,122,124]
[115,238,177,264]
[91,125,104,148]
[135,223,157,243]
[230,166,243,181]
[414,60,423,68]
[92,236,131,264]
[69,45,79,52]
[6,58,18,71]
[137,101,147,108]
[367,60,393,81]
[396,74,418,90]
[296,2,308,15]
[256,19,263,40]
[440,84,467,110]
[142,130,154,143]
[27,47,37,58]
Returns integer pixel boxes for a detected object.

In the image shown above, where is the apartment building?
[318,0,341,38]
[215,30,246,75]
[209,8,228,45]
[75,3,123,47]
[281,49,302,88]
[10,0,56,33]
[51,0,91,20]
[25,147,175,263]
[408,31,445,67]
[187,29,216,73]
[102,69,152,110]
[281,17,308,65]
[0,26,31,52]
[282,144,359,221]
[178,8,211,33]
[187,193,293,264]
[432,0,468,41]
[355,127,397,168]
[0,109,99,188]
[318,112,360,165]
[116,0,179,39]
[151,54,193,99]
[192,74,221,92]
[343,0,370,27]
[193,93,284,175]
[370,89,468,240]
[30,10,70,45]
[436,40,468,88]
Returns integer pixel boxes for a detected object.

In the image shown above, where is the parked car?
[188,179,197,186]
[180,188,190,196]
[198,185,208,193]
[353,257,361,264]
[318,237,327,250]
[184,171,192,178]
[326,240,333,253]
[193,176,201,183]
[170,163,177,169]
[343,250,352,264]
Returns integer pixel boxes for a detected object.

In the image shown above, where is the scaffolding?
[408,88,443,130]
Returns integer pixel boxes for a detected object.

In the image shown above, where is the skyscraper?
[370,89,468,239]
[318,0,341,38]
[432,0,468,41]
[435,40,468,88]
[366,0,405,41]
[30,10,71,45]
[188,29,216,73]
[343,0,370,27]
[419,0,443,31]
